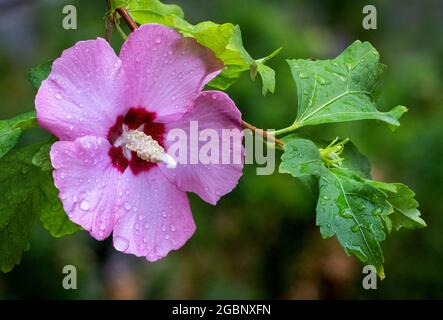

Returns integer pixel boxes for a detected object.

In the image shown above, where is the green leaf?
[317,168,390,278]
[254,47,282,95]
[256,63,276,96]
[279,136,424,277]
[278,136,397,277]
[114,0,280,93]
[38,173,82,238]
[0,143,43,272]
[279,134,371,178]
[287,41,407,129]
[340,141,372,179]
[0,142,79,272]
[279,135,326,178]
[115,0,183,25]
[31,141,81,237]
[32,142,53,171]
[366,181,426,232]
[0,112,37,159]
[28,61,52,90]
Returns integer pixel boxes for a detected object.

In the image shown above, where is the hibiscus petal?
[119,24,224,122]
[112,166,196,261]
[36,38,126,141]
[50,136,123,240]
[160,91,244,205]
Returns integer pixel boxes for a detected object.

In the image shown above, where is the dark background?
[0,0,442,299]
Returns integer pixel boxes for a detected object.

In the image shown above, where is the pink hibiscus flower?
[35,24,243,261]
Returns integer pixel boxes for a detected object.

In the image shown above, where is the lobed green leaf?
[279,135,425,278]
[0,142,80,272]
[0,112,37,159]
[28,61,52,90]
[366,181,426,232]
[287,41,407,129]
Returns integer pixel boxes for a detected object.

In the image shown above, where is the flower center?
[107,108,172,174]
[115,126,176,168]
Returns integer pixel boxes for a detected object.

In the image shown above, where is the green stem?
[265,141,283,151]
[272,122,301,136]
[114,15,128,40]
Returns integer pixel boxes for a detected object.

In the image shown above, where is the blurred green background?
[0,0,442,299]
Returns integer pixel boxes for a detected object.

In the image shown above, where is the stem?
[114,17,128,40]
[272,122,301,136]
[116,8,138,31]
[105,0,114,42]
[242,120,284,146]
[114,8,284,146]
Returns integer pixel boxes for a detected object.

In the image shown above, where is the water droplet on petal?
[80,200,90,211]
[155,36,162,44]
[124,202,132,210]
[170,225,176,232]
[114,236,129,252]
[55,93,62,100]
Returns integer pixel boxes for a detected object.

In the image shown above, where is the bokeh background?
[0,0,442,299]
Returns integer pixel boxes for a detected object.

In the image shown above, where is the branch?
[242,120,284,146]
[114,7,284,147]
[116,8,137,31]
[105,0,114,42]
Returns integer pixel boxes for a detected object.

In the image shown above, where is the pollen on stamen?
[122,129,177,168]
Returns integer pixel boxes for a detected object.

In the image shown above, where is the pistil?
[115,126,176,169]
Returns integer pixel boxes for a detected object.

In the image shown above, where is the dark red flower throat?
[107,107,165,174]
